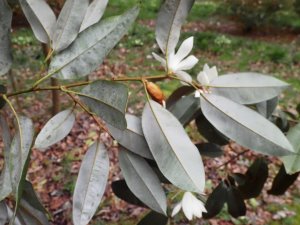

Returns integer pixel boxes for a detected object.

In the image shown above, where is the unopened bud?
[145,81,165,105]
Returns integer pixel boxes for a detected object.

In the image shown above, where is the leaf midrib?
[201,94,292,154]
[147,101,200,191]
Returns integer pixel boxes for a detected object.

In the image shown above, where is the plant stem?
[6,81,91,98]
[216,149,250,169]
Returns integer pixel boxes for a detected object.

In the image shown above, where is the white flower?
[171,192,207,221]
[197,64,218,86]
[194,90,201,98]
[152,37,198,83]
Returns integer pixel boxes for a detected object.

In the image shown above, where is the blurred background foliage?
[4,0,300,224]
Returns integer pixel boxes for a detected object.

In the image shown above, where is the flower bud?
[145,81,165,105]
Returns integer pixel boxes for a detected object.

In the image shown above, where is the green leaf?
[18,0,56,44]
[23,181,47,214]
[51,0,89,52]
[210,73,289,104]
[16,199,49,225]
[203,181,227,219]
[155,0,195,54]
[119,149,167,215]
[227,186,246,218]
[205,177,246,218]
[111,180,146,207]
[268,164,299,196]
[9,116,34,223]
[146,160,170,184]
[168,94,201,126]
[50,7,139,79]
[137,211,168,225]
[34,108,75,150]
[79,0,108,32]
[142,100,205,193]
[73,141,109,225]
[10,116,34,191]
[200,94,294,156]
[256,97,278,118]
[79,80,128,130]
[0,115,12,201]
[237,158,268,199]
[0,201,8,224]
[0,0,12,76]
[166,86,194,108]
[281,123,300,174]
[196,143,223,158]
[195,113,228,146]
[107,114,153,159]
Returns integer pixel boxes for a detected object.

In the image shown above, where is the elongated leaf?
[142,100,205,193]
[10,116,34,191]
[210,73,289,104]
[107,114,153,159]
[79,80,128,130]
[146,160,170,184]
[34,108,75,150]
[0,115,12,201]
[168,94,201,126]
[51,0,89,52]
[0,0,12,76]
[196,143,223,158]
[111,180,146,207]
[166,86,194,108]
[237,158,268,199]
[268,164,299,195]
[227,186,246,218]
[156,0,195,54]
[19,0,56,44]
[16,199,49,225]
[50,7,139,79]
[73,141,109,225]
[195,113,229,146]
[256,97,278,118]
[281,123,300,174]
[23,181,47,214]
[203,181,227,219]
[137,211,168,225]
[9,116,34,223]
[200,94,294,156]
[79,0,108,32]
[0,201,8,224]
[119,149,167,215]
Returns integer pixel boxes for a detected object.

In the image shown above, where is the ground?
[1,1,300,225]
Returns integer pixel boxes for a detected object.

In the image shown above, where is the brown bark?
[42,44,60,115]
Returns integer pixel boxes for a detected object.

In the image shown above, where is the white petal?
[197,71,210,85]
[203,63,210,72]
[167,51,179,72]
[208,66,218,82]
[175,36,194,62]
[152,52,166,67]
[194,90,200,98]
[171,202,182,217]
[176,55,198,71]
[192,199,207,218]
[182,192,194,221]
[175,71,192,85]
